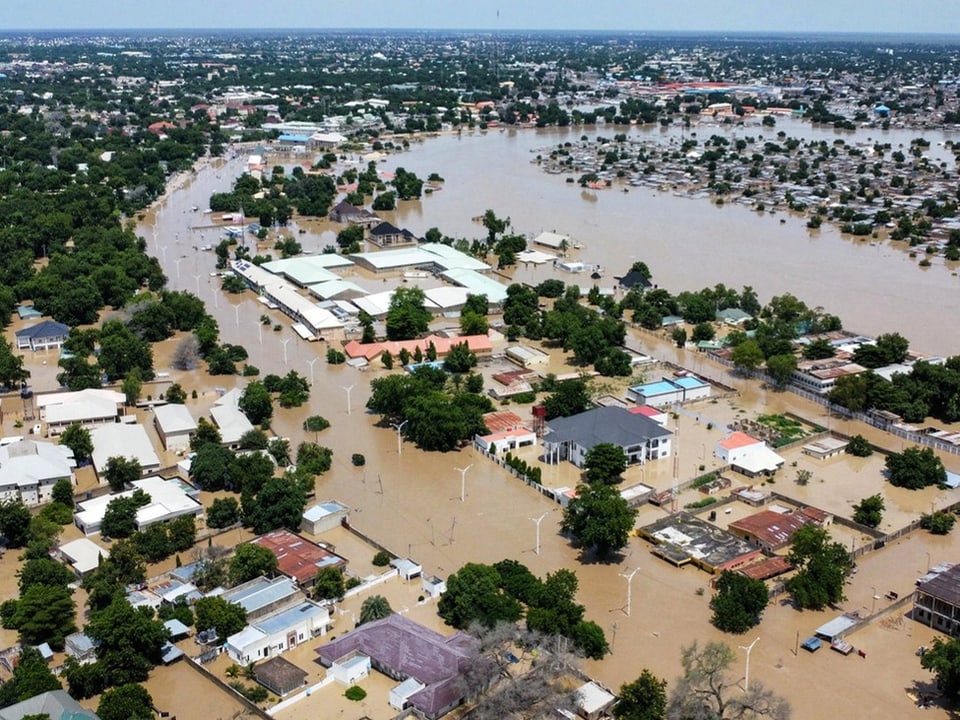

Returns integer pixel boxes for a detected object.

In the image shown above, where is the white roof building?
[532,231,571,249]
[211,390,255,448]
[153,404,197,452]
[0,439,76,506]
[57,537,109,576]
[90,424,160,478]
[74,475,203,536]
[37,389,125,435]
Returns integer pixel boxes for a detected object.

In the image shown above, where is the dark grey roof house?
[369,221,417,247]
[543,406,672,468]
[15,320,70,351]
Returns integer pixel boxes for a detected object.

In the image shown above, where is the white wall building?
[37,389,125,436]
[224,601,330,664]
[153,404,197,452]
[74,475,203,536]
[90,424,160,479]
[0,439,76,506]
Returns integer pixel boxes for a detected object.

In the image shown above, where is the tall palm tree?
[359,595,393,625]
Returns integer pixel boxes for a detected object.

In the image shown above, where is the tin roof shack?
[249,529,347,587]
[727,506,831,553]
[914,563,960,635]
[639,513,763,574]
[317,614,491,720]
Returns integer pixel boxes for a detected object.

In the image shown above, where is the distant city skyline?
[2,0,959,35]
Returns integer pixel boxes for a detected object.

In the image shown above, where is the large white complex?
[0,439,76,506]
[74,475,203,535]
[37,389,125,436]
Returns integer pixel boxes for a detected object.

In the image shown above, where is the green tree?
[886,446,946,490]
[921,635,960,703]
[239,381,273,425]
[671,327,688,348]
[18,557,76,594]
[189,443,236,491]
[0,501,32,548]
[845,434,873,457]
[313,567,346,601]
[731,339,764,374]
[243,476,307,534]
[444,342,478,373]
[920,511,956,535]
[121,368,143,407]
[0,646,61,708]
[86,596,169,686]
[165,383,187,404]
[852,494,885,528]
[584,443,627,485]
[668,641,790,720]
[97,683,154,720]
[785,524,852,610]
[438,563,523,629]
[691,322,715,343]
[59,423,93,462]
[303,415,331,433]
[190,417,222,450]
[570,620,609,660]
[207,497,241,529]
[296,442,333,474]
[561,483,636,559]
[229,543,279,585]
[710,571,769,633]
[803,338,836,360]
[9,584,76,650]
[385,287,432,341]
[100,496,142,539]
[542,378,591,420]
[359,595,393,624]
[51,478,75,508]
[765,353,798,389]
[613,669,667,720]
[103,456,142,492]
[194,596,247,641]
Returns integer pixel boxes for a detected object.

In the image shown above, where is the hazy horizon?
[2,0,958,35]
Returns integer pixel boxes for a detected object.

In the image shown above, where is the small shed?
[575,681,616,720]
[256,656,308,697]
[814,614,858,641]
[163,618,191,641]
[153,403,198,452]
[422,575,447,599]
[301,501,349,535]
[391,557,423,581]
[390,677,427,710]
[330,653,371,685]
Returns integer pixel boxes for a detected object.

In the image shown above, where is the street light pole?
[233,304,240,328]
[531,511,549,555]
[306,357,318,386]
[392,419,409,456]
[739,637,759,692]
[343,385,355,415]
[621,567,640,617]
[193,273,201,296]
[281,338,291,366]
[455,464,473,503]
[175,257,182,280]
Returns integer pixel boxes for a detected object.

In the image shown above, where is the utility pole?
[455,465,473,503]
[343,385,355,415]
[739,637,759,692]
[392,419,409,456]
[306,357,318,387]
[621,567,640,617]
[531,511,549,555]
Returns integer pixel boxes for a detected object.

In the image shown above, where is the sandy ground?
[0,150,956,719]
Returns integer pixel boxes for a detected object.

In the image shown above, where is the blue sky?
[2,0,957,34]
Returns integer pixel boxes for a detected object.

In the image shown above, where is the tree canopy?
[710,571,770,634]
[561,482,636,559]
[885,446,946,490]
[785,524,852,610]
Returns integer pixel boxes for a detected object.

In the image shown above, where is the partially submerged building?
[639,513,763,574]
[542,406,672,468]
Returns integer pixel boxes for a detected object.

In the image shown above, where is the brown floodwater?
[118,129,960,719]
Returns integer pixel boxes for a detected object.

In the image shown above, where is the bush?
[345,576,363,590]
[921,511,956,535]
[685,497,718,510]
[372,550,391,566]
[345,686,367,702]
[351,453,366,466]
[845,434,873,457]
